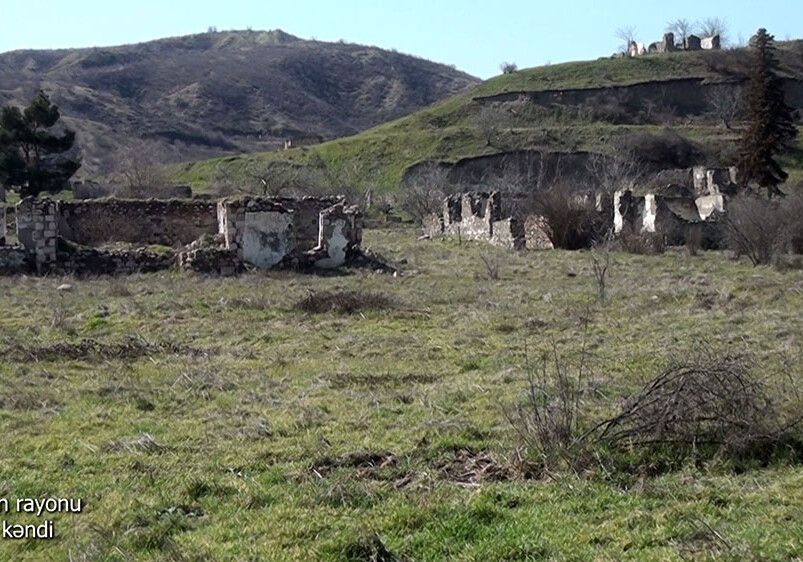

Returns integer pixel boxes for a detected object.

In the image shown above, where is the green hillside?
[173,43,803,194]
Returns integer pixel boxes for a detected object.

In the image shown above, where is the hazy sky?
[1,0,800,78]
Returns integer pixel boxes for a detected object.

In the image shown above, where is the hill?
[0,30,479,176]
[174,42,803,195]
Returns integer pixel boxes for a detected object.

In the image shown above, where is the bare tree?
[665,18,693,44]
[475,105,501,147]
[585,144,643,197]
[400,163,452,224]
[698,17,729,45]
[706,85,743,129]
[112,140,170,197]
[615,26,638,55]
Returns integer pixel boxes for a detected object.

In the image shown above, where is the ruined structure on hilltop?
[626,32,721,58]
[0,195,362,276]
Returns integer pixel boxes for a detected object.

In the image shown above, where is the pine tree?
[0,91,81,198]
[737,28,798,197]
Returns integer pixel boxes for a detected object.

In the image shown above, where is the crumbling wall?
[6,195,362,275]
[314,204,362,268]
[614,189,723,246]
[524,216,554,250]
[218,198,296,269]
[272,197,343,251]
[58,199,219,247]
[54,244,176,276]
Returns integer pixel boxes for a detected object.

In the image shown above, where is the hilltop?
[0,29,478,176]
[174,41,803,194]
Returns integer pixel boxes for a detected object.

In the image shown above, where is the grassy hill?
[0,30,478,176]
[173,42,803,195]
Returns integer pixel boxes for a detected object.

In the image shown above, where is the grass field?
[1,226,802,561]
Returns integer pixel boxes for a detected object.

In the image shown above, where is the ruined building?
[0,195,362,276]
[423,166,735,251]
[626,32,721,57]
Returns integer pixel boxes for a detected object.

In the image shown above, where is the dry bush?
[722,194,793,265]
[530,186,608,250]
[294,290,398,315]
[785,191,803,254]
[112,140,171,197]
[589,236,612,304]
[479,253,502,281]
[594,353,802,462]
[400,163,452,224]
[615,225,666,255]
[504,332,594,473]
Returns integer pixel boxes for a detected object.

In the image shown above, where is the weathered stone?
[662,32,676,52]
[685,35,702,51]
[524,216,554,250]
[701,35,720,50]
[314,204,361,269]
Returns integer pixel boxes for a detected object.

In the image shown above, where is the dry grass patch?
[293,289,399,314]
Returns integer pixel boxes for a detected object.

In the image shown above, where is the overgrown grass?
[0,227,802,560]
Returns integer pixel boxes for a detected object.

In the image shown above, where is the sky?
[0,0,800,78]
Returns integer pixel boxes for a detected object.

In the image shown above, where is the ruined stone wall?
[272,197,343,251]
[16,198,58,273]
[614,188,724,247]
[58,199,219,247]
[218,198,296,269]
[54,245,176,276]
[314,204,363,268]
[5,195,362,275]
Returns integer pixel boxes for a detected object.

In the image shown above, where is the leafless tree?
[698,17,729,45]
[475,105,501,147]
[112,140,170,197]
[706,85,743,129]
[585,144,643,197]
[665,18,693,44]
[400,163,452,224]
[615,26,638,55]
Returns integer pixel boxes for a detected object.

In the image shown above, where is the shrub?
[594,352,803,465]
[499,61,518,74]
[615,224,666,255]
[294,290,398,314]
[529,186,608,250]
[504,334,594,473]
[400,163,452,224]
[721,194,792,265]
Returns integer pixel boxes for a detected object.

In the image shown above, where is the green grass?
[1,227,802,560]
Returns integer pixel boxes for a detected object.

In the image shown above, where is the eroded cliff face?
[473,78,803,122]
